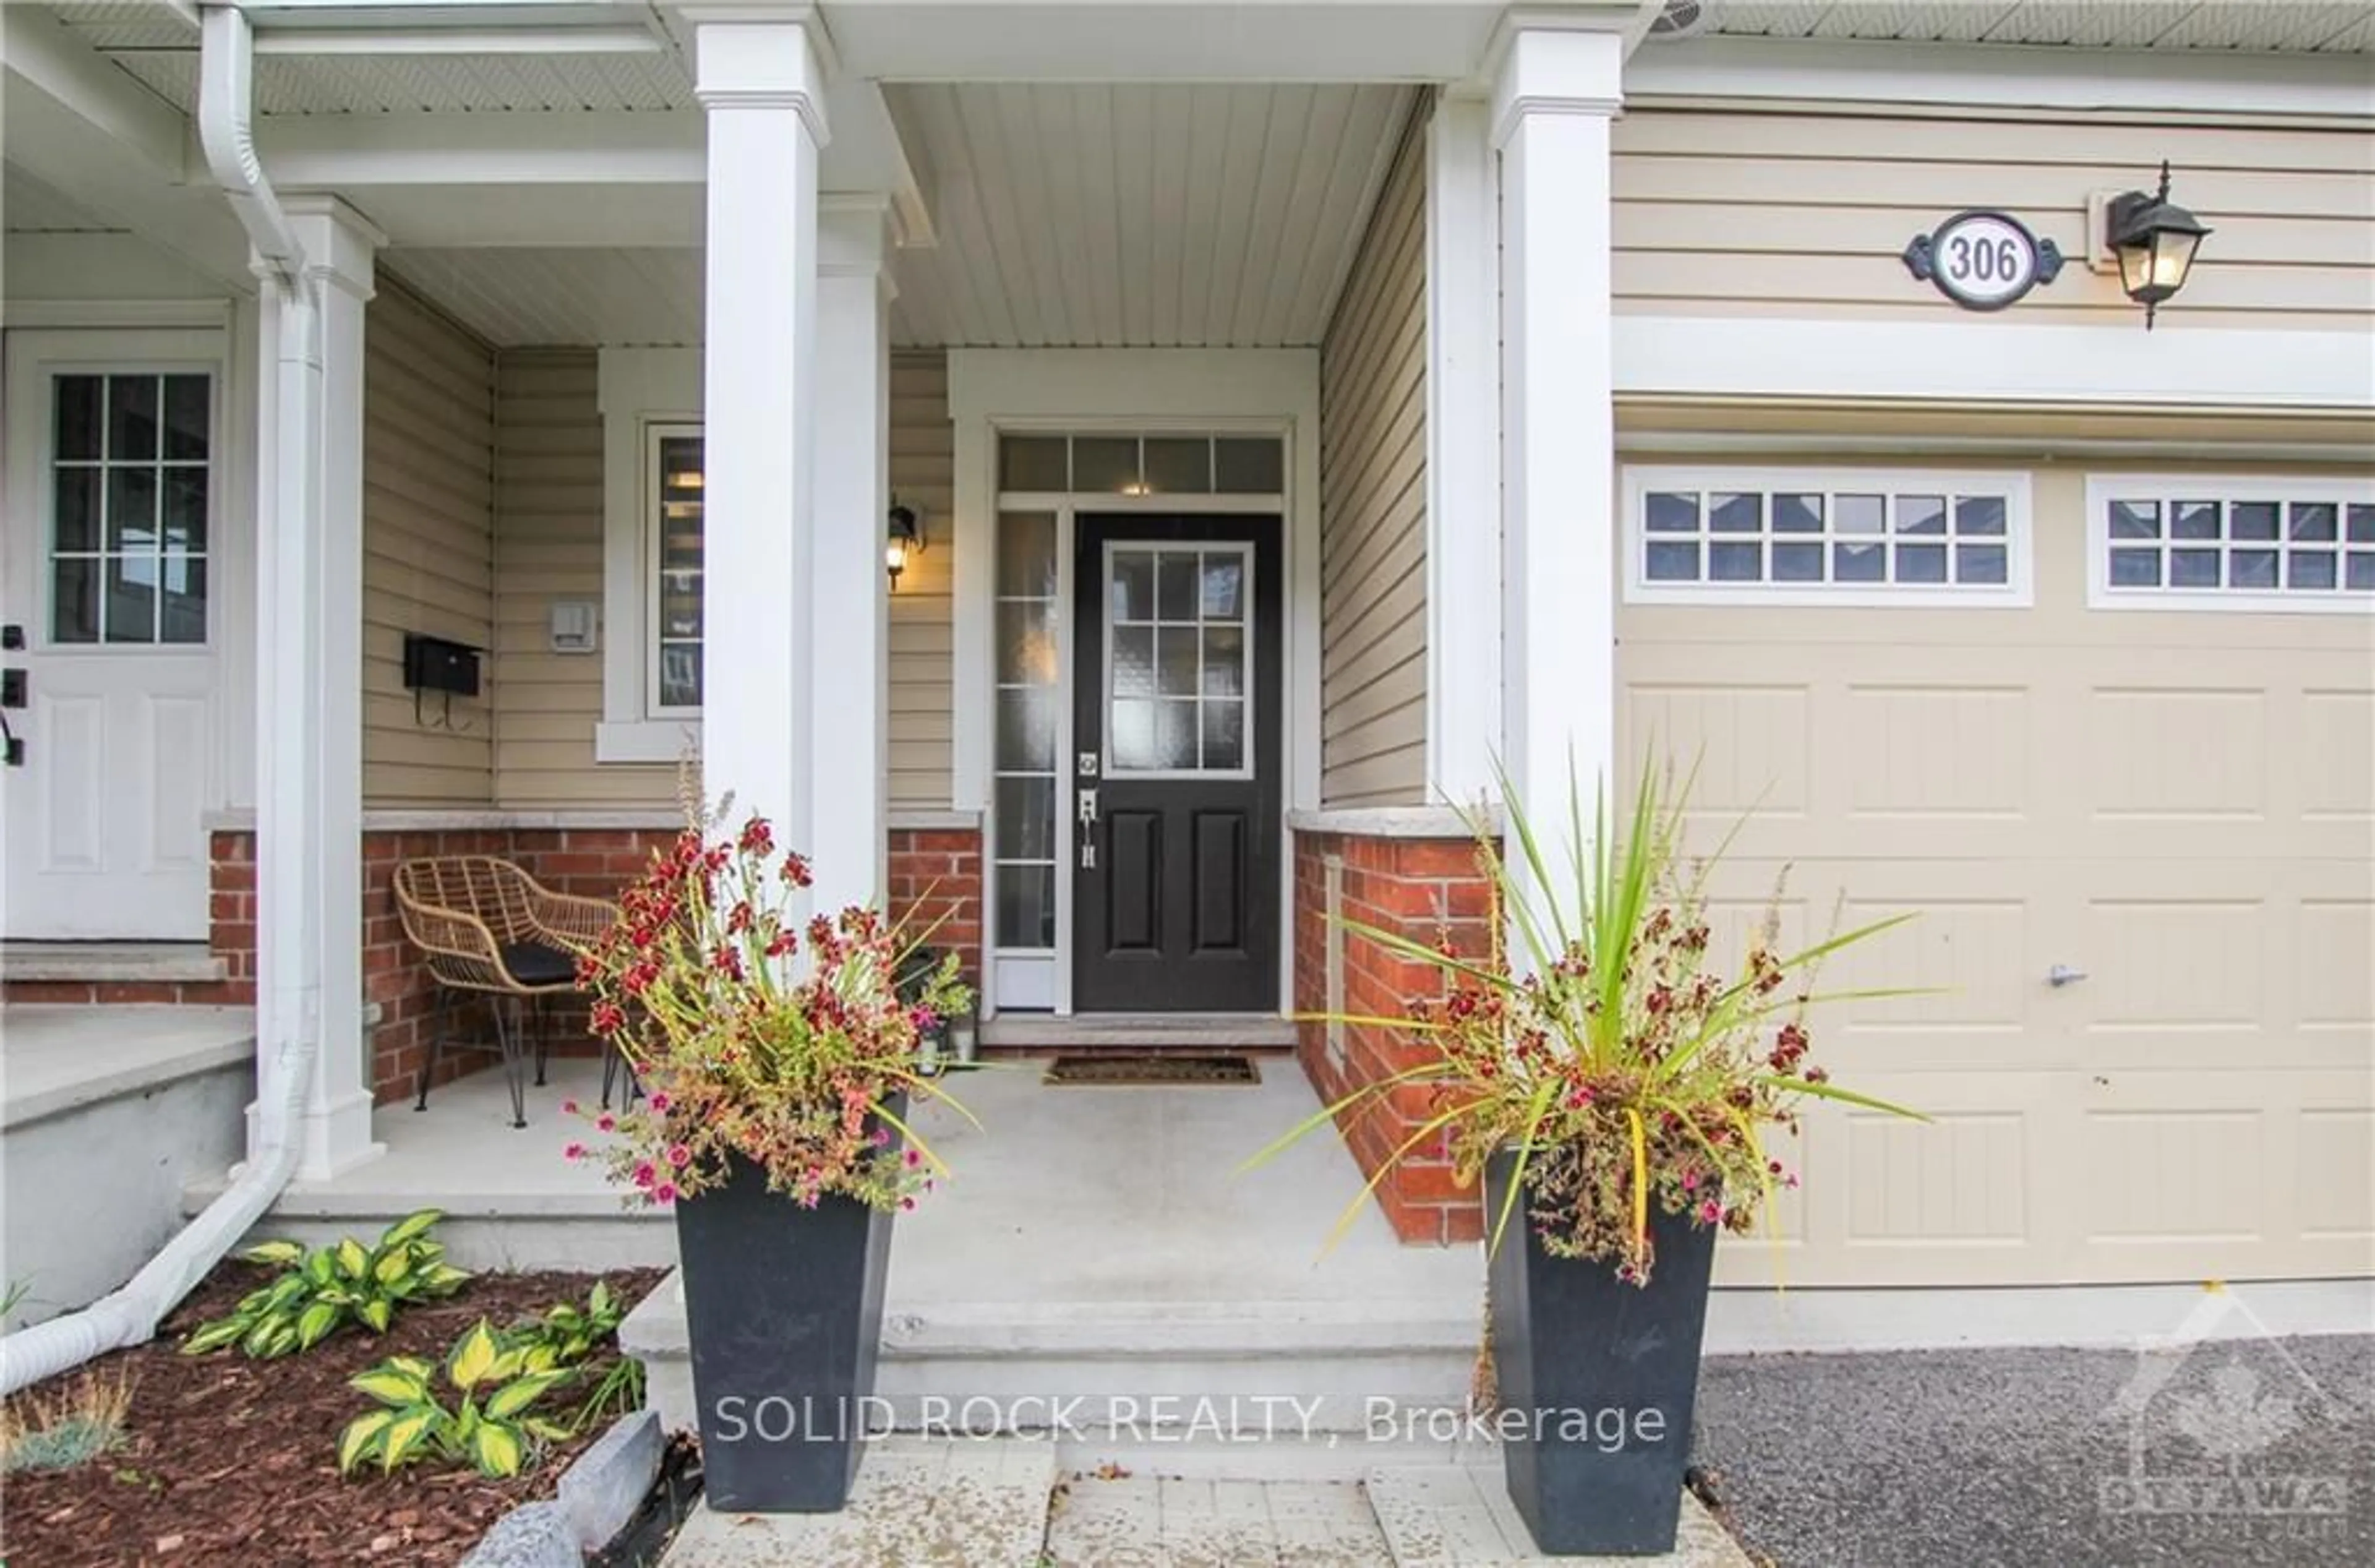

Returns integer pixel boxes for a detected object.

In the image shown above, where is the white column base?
[247,1086,383,1184]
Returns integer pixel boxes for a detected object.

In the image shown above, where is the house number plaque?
[1902,210,2064,312]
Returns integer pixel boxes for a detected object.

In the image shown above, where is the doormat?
[1042,1053,1262,1086]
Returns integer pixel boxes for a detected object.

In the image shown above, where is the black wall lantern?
[885,499,922,589]
[2106,161,2210,328]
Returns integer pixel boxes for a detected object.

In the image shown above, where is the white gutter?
[0,1,322,1397]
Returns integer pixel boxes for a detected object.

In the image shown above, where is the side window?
[51,373,211,645]
[651,427,704,711]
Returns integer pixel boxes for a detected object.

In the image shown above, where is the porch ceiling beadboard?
[48,4,696,114]
[383,249,706,349]
[1701,1,2375,51]
[884,82,1419,349]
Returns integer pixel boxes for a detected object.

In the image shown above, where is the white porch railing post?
[1492,30,1625,942]
[810,202,894,917]
[693,19,827,907]
[257,196,384,1180]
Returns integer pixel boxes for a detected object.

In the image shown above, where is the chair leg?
[601,1034,619,1112]
[415,987,453,1112]
[533,993,550,1087]
[494,997,528,1130]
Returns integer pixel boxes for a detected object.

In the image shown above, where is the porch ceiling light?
[2105,162,2210,329]
[886,500,923,589]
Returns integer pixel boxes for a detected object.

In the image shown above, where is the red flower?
[781,852,813,888]
[591,1000,626,1035]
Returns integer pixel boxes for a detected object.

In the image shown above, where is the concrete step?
[621,1269,1476,1443]
[2,941,227,985]
[183,1176,675,1274]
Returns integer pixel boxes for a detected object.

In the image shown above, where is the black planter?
[1483,1150,1719,1556]
[672,1141,897,1513]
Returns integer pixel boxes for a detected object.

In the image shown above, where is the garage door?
[1616,464,2375,1287]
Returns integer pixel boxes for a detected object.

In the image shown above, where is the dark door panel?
[1073,515,1281,1014]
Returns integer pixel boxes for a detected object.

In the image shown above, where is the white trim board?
[1614,317,2375,412]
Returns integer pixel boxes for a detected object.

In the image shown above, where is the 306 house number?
[1903,210,2065,311]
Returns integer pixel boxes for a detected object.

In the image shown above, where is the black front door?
[1072,515,1282,1013]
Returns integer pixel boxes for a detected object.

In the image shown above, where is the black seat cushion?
[499,940,579,988]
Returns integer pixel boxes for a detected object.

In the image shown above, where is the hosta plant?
[337,1319,572,1480]
[571,795,973,1212]
[1254,763,1927,1283]
[181,1210,467,1358]
[507,1280,643,1429]
[507,1279,625,1373]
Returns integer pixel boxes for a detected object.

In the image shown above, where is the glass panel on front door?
[1105,545,1251,776]
[50,373,210,645]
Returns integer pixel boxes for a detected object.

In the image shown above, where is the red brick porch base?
[3,824,983,1110]
[1292,827,1494,1246]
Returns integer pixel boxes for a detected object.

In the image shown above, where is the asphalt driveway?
[1693,1334,2375,1567]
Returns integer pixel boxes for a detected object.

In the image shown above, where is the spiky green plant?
[1249,760,1928,1282]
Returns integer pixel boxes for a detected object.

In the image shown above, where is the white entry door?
[2,331,226,940]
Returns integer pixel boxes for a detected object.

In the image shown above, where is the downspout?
[0,2,320,1396]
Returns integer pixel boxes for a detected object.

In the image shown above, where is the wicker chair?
[392,857,622,1128]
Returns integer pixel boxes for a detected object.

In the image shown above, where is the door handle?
[1077,789,1098,825]
[1077,790,1098,868]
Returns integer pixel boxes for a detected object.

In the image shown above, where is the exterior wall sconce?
[886,499,923,589]
[2106,162,2210,328]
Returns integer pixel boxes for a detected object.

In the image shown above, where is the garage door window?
[2087,477,2375,611]
[1623,468,2030,606]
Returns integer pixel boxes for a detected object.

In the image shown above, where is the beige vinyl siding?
[486,348,956,810]
[1614,109,2375,330]
[1316,103,1427,809]
[888,351,954,810]
[362,281,495,807]
[489,349,661,807]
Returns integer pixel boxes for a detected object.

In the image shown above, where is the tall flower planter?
[672,1148,897,1513]
[1484,1152,1719,1556]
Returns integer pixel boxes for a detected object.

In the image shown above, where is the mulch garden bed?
[1,1263,665,1568]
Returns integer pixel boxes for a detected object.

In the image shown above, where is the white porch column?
[1424,89,1502,811]
[1493,30,1624,935]
[255,195,383,1179]
[693,18,826,881]
[808,201,894,915]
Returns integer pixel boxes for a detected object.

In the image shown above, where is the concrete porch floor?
[187,1055,2375,1388]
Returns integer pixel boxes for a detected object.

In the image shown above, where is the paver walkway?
[660,1442,1745,1566]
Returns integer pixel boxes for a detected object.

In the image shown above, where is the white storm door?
[2,333,225,940]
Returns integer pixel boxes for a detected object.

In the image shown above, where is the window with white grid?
[2087,477,2375,612]
[1623,468,2031,606]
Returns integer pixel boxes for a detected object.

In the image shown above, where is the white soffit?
[383,247,704,346]
[885,81,1418,348]
[48,2,696,114]
[1700,1,2375,51]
